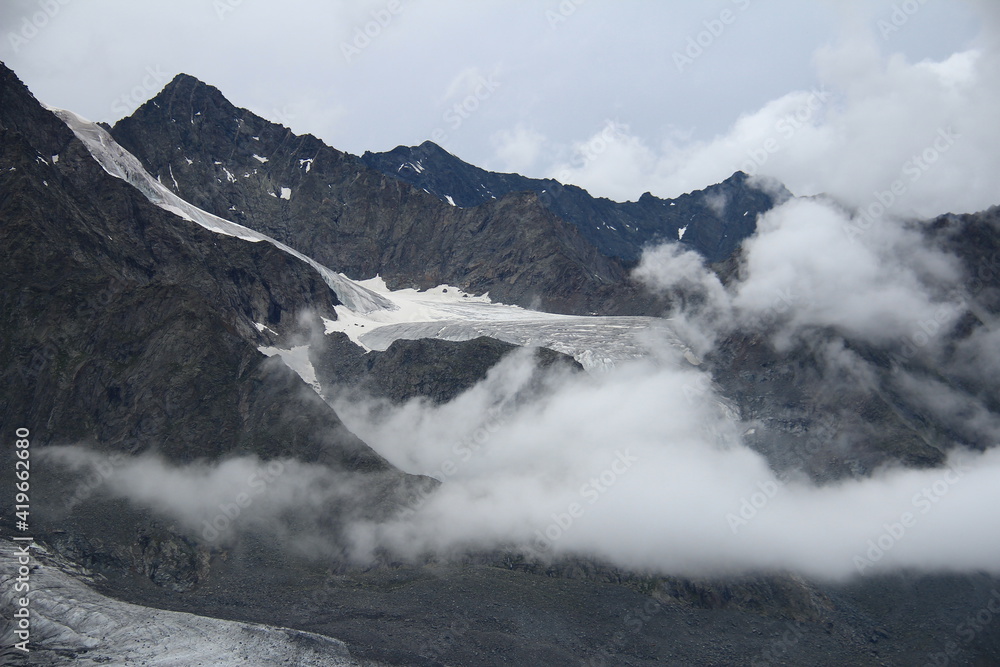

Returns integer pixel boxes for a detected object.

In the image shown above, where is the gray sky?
[1,0,993,212]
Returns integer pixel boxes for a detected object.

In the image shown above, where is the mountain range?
[2,62,999,665]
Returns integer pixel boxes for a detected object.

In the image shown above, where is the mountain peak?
[361,141,786,263]
[124,72,236,126]
[416,139,458,157]
[165,72,200,87]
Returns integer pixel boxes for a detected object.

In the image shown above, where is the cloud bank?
[541,1,1000,219]
[329,324,1000,579]
[44,324,1000,581]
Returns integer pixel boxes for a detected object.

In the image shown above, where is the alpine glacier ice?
[52,108,697,372]
[323,278,698,371]
[0,540,365,666]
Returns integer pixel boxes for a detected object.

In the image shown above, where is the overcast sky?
[1,0,995,212]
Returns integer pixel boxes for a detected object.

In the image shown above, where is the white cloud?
[632,243,731,356]
[525,3,998,218]
[41,299,1000,581]
[731,198,965,348]
[633,196,966,352]
[335,349,1000,580]
[490,123,545,174]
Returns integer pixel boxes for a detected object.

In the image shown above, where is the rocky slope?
[363,141,786,263]
[0,62,428,594]
[3,61,1000,666]
[109,74,651,316]
[0,65,404,469]
[313,335,581,405]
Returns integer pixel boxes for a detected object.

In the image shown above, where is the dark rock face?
[312,334,581,404]
[110,74,652,316]
[0,62,420,591]
[362,141,786,263]
[706,206,1000,480]
[708,332,949,481]
[4,61,1000,667]
[0,69,380,468]
[930,206,1000,326]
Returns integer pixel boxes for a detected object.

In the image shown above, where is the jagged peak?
[120,72,235,124]
[158,72,224,98]
[0,59,35,101]
[416,139,457,156]
[367,140,463,164]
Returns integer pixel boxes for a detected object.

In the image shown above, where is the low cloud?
[40,316,1000,580]
[335,348,1000,580]
[733,198,965,349]
[491,123,546,174]
[39,446,377,554]
[535,2,1000,220]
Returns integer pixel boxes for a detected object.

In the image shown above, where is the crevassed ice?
[323,278,697,371]
[0,541,360,666]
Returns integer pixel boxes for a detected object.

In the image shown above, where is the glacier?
[53,108,696,373]
[323,279,699,371]
[0,540,366,666]
[51,108,395,315]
